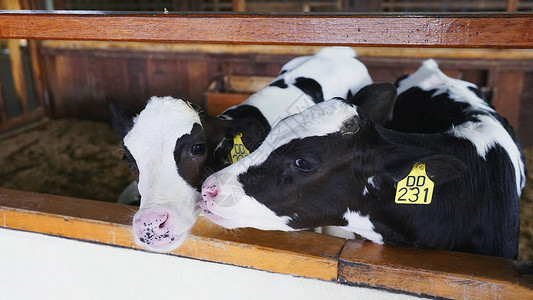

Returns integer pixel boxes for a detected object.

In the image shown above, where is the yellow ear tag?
[395,163,434,204]
[229,133,250,164]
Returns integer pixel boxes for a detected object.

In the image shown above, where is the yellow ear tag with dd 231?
[229,133,250,164]
[395,163,434,204]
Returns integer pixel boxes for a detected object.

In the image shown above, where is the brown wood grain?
[38,41,533,60]
[338,240,533,299]
[0,12,532,48]
[205,92,250,115]
[0,107,44,131]
[492,71,525,129]
[7,39,28,113]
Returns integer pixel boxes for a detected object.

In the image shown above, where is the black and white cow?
[200,59,526,258]
[109,47,373,251]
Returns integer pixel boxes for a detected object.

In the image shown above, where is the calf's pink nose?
[202,181,219,202]
[133,210,175,246]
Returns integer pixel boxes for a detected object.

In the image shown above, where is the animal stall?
[0,10,533,299]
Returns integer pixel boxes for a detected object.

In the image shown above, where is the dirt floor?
[0,119,133,203]
[0,119,532,261]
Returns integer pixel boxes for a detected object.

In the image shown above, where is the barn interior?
[1,1,533,294]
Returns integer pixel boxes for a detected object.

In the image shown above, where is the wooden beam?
[0,12,532,48]
[0,78,6,124]
[0,107,44,131]
[39,40,533,60]
[507,0,518,12]
[339,240,533,299]
[232,0,245,12]
[491,71,525,128]
[1,188,532,297]
[3,1,29,113]
[6,40,28,113]
[0,188,343,281]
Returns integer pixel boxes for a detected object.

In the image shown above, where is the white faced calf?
[110,47,373,251]
[201,60,526,258]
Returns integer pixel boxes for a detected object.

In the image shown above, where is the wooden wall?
[39,44,533,145]
[41,46,294,119]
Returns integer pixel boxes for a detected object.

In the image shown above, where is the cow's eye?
[294,158,315,172]
[191,143,206,155]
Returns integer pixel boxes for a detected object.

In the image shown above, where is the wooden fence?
[0,10,532,298]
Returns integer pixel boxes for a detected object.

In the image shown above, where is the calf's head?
[110,96,219,251]
[200,85,465,238]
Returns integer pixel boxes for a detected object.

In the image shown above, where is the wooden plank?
[491,71,525,128]
[338,240,533,299]
[227,75,274,93]
[27,40,45,108]
[206,92,250,115]
[6,40,28,113]
[186,59,210,101]
[507,0,518,11]
[39,41,533,60]
[0,12,532,48]
[3,0,28,116]
[232,0,245,12]
[0,78,6,124]
[0,188,343,281]
[0,107,44,131]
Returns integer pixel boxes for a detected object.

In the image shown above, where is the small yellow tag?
[395,163,434,204]
[229,133,250,164]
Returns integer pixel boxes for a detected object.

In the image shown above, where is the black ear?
[186,101,204,114]
[387,153,467,185]
[108,98,136,140]
[348,83,397,125]
[293,77,324,103]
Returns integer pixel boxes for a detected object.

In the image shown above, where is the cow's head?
[200,84,465,240]
[110,96,221,251]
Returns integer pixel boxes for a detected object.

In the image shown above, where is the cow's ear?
[387,154,467,185]
[348,83,397,125]
[186,101,204,114]
[108,98,136,139]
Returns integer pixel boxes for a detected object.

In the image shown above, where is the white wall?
[0,228,420,299]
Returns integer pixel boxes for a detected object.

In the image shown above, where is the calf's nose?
[202,178,219,203]
[133,210,175,246]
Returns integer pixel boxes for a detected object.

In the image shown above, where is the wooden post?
[232,0,245,12]
[507,0,518,11]
[491,70,525,129]
[0,79,6,123]
[3,0,28,113]
[20,0,46,110]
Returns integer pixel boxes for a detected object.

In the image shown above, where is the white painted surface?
[0,228,421,300]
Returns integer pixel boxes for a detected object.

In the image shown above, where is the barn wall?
[40,45,533,145]
[41,46,294,120]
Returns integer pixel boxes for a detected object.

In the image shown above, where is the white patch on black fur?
[399,59,525,194]
[342,210,383,244]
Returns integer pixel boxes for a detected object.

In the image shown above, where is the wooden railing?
[0,11,532,298]
[0,12,532,48]
[1,188,532,298]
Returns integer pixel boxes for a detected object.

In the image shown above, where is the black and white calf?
[109,47,373,251]
[201,59,526,258]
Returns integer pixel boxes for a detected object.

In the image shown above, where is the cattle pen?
[1,3,533,299]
